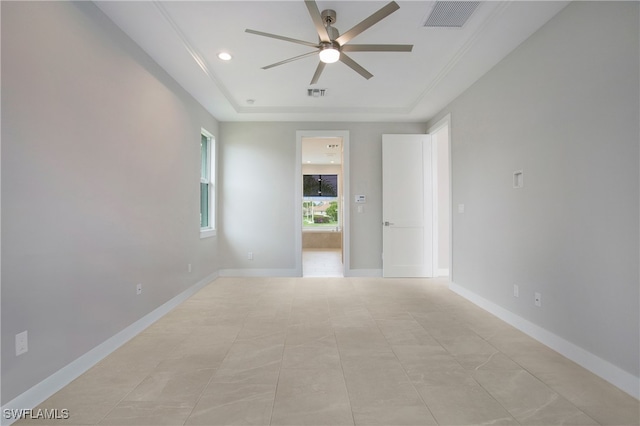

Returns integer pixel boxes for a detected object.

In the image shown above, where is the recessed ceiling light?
[218,52,232,61]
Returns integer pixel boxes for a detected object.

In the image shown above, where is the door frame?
[426,113,452,280]
[295,130,350,277]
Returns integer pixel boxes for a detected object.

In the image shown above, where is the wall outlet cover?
[16,331,28,356]
[534,292,542,307]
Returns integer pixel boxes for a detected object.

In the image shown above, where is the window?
[302,174,340,229]
[303,199,339,228]
[200,129,215,238]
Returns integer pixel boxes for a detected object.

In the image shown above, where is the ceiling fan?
[245,0,413,85]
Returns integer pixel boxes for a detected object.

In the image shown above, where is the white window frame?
[200,128,216,238]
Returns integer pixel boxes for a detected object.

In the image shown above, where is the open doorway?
[295,131,350,277]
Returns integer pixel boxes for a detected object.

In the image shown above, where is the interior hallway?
[18,277,639,426]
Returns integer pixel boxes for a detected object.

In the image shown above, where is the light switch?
[458,204,465,214]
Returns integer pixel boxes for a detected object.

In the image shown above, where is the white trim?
[218,268,382,278]
[345,268,382,278]
[219,268,299,277]
[296,131,350,278]
[430,134,439,278]
[0,272,219,426]
[426,114,453,281]
[449,281,640,400]
[199,228,216,239]
[153,2,240,111]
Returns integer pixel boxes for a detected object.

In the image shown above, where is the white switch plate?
[16,331,28,356]
[248,252,253,260]
[187,263,192,273]
[458,204,465,213]
[513,285,519,298]
[136,283,142,295]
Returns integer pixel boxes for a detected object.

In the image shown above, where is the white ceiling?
[95,1,568,123]
[302,137,343,165]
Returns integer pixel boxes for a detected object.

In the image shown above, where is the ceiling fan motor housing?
[321,10,339,40]
[321,9,336,25]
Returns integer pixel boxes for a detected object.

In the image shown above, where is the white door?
[382,134,434,277]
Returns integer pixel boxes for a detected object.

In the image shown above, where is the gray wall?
[428,1,639,377]
[219,122,426,273]
[1,2,219,403]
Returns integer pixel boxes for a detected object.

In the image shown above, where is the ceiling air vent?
[423,1,480,28]
[308,88,327,97]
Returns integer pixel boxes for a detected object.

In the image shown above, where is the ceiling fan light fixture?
[319,45,340,64]
[246,1,412,83]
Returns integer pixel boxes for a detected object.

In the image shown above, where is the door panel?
[382,134,434,278]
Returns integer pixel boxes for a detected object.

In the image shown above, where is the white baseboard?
[437,268,450,277]
[345,269,382,277]
[218,268,384,278]
[0,272,219,426]
[218,268,299,277]
[449,281,640,400]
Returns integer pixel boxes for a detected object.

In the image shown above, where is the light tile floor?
[303,249,343,277]
[19,277,639,426]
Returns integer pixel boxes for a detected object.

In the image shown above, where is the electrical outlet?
[513,285,519,298]
[136,283,142,295]
[534,292,541,307]
[16,331,28,356]
[188,263,192,273]
[248,252,253,260]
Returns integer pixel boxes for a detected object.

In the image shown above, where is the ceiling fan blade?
[304,0,331,43]
[339,52,373,80]
[245,29,319,48]
[342,44,413,52]
[262,50,320,70]
[335,1,400,46]
[310,61,326,85]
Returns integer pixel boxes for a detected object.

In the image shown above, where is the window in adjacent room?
[302,174,340,229]
[200,129,216,238]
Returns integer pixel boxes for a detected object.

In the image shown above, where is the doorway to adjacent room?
[296,131,350,277]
